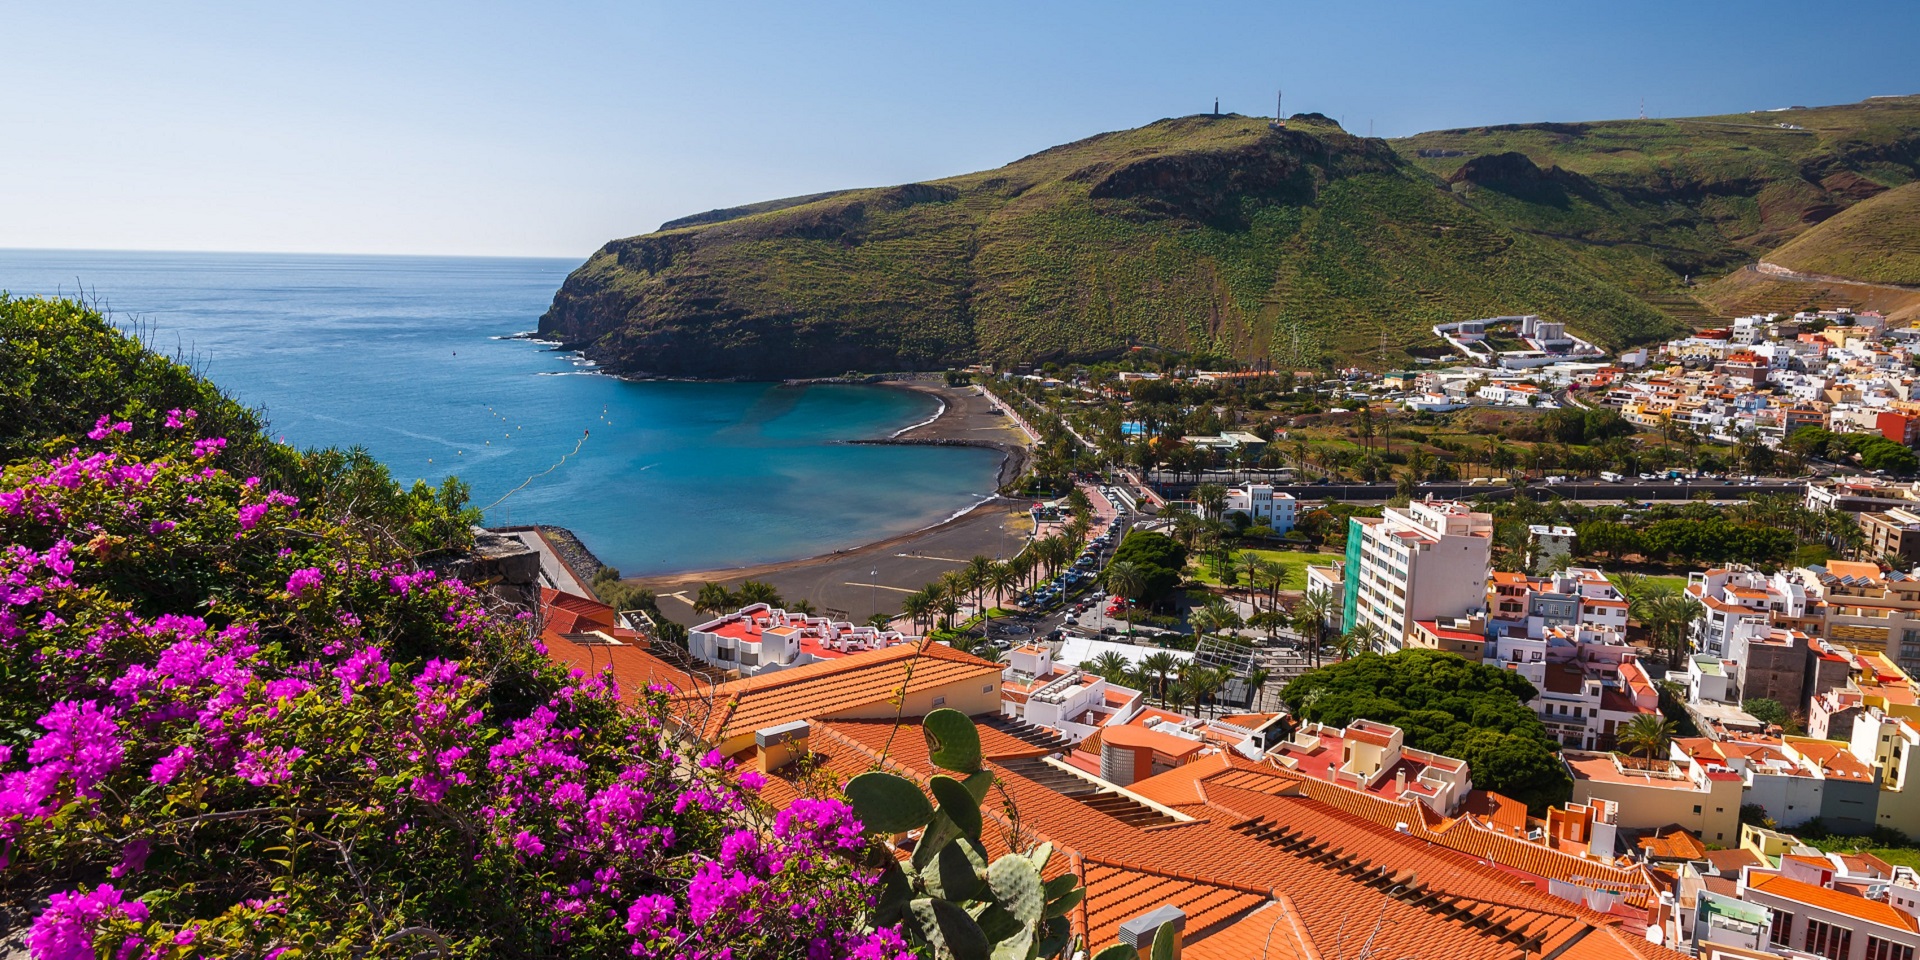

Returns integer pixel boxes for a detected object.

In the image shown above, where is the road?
[1153,478,1805,502]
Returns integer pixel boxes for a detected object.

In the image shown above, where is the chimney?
[1118,905,1185,959]
[1395,767,1408,796]
[754,720,810,775]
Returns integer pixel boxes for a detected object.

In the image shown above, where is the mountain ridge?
[542,96,1920,377]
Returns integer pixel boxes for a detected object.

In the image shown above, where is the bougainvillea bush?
[0,299,907,959]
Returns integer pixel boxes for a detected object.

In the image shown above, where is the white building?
[1343,499,1493,652]
[1222,483,1296,532]
[687,603,912,675]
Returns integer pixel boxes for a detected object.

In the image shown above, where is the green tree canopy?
[1108,530,1188,603]
[1278,649,1572,812]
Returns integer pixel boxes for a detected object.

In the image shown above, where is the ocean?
[0,249,1002,575]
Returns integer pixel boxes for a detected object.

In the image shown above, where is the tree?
[1290,589,1340,668]
[1108,530,1188,606]
[735,579,782,608]
[1743,698,1803,734]
[1338,621,1385,659]
[1194,483,1228,519]
[1087,651,1132,685]
[1102,560,1147,635]
[1615,714,1677,768]
[1139,651,1182,705]
[694,581,735,619]
[1279,649,1571,811]
[1637,592,1700,669]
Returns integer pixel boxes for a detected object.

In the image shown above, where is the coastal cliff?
[543,97,1920,375]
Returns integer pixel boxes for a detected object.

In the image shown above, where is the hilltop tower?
[1213,97,1220,116]
[1270,89,1286,130]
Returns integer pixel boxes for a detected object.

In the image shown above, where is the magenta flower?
[285,567,324,597]
[27,884,147,960]
[163,408,197,429]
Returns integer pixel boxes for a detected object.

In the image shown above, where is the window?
[931,696,946,707]
[1769,910,1794,946]
[982,684,993,693]
[1805,919,1852,960]
[1868,937,1915,960]
[1692,805,1702,814]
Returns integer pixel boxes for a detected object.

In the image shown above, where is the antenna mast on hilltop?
[1271,89,1286,130]
[1640,97,1647,120]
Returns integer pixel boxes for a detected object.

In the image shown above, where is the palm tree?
[1140,651,1180,705]
[1238,551,1263,607]
[900,590,933,634]
[1339,621,1386,659]
[964,555,995,621]
[1102,560,1147,635]
[984,561,1020,635]
[1616,714,1676,768]
[1256,560,1291,611]
[1290,589,1339,667]
[787,598,818,617]
[1088,651,1132,685]
[866,612,894,630]
[693,582,734,620]
[1194,483,1228,520]
[1242,667,1273,712]
[972,645,1005,665]
[1637,592,1700,669]
[734,580,781,608]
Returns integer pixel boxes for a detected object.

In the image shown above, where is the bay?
[0,249,1001,575]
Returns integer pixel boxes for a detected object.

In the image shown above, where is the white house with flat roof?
[1223,483,1296,532]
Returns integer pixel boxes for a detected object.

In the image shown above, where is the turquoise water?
[0,250,1001,574]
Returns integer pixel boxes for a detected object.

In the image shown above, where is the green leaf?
[989,851,1046,925]
[846,771,934,835]
[1042,874,1078,901]
[925,837,988,902]
[1090,946,1140,960]
[1036,916,1072,959]
[974,903,1023,944]
[914,809,961,871]
[990,927,1035,960]
[1042,888,1083,920]
[924,708,983,773]
[911,897,992,960]
[1027,841,1053,874]
[931,774,983,839]
[876,859,916,926]
[1150,920,1178,960]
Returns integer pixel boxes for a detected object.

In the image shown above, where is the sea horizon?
[0,248,1004,576]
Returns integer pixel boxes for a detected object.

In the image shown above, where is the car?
[1062,615,1078,625]
[1100,627,1119,636]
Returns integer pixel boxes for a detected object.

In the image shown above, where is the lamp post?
[870,569,878,624]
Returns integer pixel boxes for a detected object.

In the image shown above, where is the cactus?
[843,709,1091,960]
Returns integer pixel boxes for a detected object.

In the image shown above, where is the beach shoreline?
[624,378,1037,619]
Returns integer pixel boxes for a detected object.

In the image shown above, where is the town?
[472,303,1916,960]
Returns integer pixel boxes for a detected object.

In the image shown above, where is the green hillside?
[1767,181,1920,285]
[544,97,1920,376]
[1396,96,1920,308]
[541,115,1679,377]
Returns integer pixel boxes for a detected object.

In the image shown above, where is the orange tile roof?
[1103,724,1208,759]
[1637,825,1708,861]
[673,641,1002,741]
[546,636,702,698]
[1748,872,1919,931]
[747,706,1678,960]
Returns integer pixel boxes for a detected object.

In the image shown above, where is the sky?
[4,0,1917,259]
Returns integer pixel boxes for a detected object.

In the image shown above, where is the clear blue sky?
[5,0,1916,259]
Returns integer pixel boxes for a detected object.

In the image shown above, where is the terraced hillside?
[1397,96,1920,313]
[1767,181,1920,285]
[545,97,1920,377]
[541,115,1677,378]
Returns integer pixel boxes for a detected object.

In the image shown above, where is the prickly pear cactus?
[843,708,1084,960]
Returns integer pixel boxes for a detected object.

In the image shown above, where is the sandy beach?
[631,378,1037,626]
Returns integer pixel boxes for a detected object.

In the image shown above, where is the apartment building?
[1862,508,1920,566]
[1795,562,1920,676]
[1689,567,1820,659]
[1564,745,1744,846]
[1738,856,1920,960]
[1342,498,1493,652]
[1264,717,1475,818]
[1682,736,1881,834]
[687,603,916,675]
[1489,567,1632,639]
[1221,482,1296,532]
[998,643,1143,741]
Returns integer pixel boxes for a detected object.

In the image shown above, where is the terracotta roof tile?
[673,641,1002,740]
[1748,872,1919,931]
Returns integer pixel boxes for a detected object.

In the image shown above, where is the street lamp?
[870,569,878,624]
